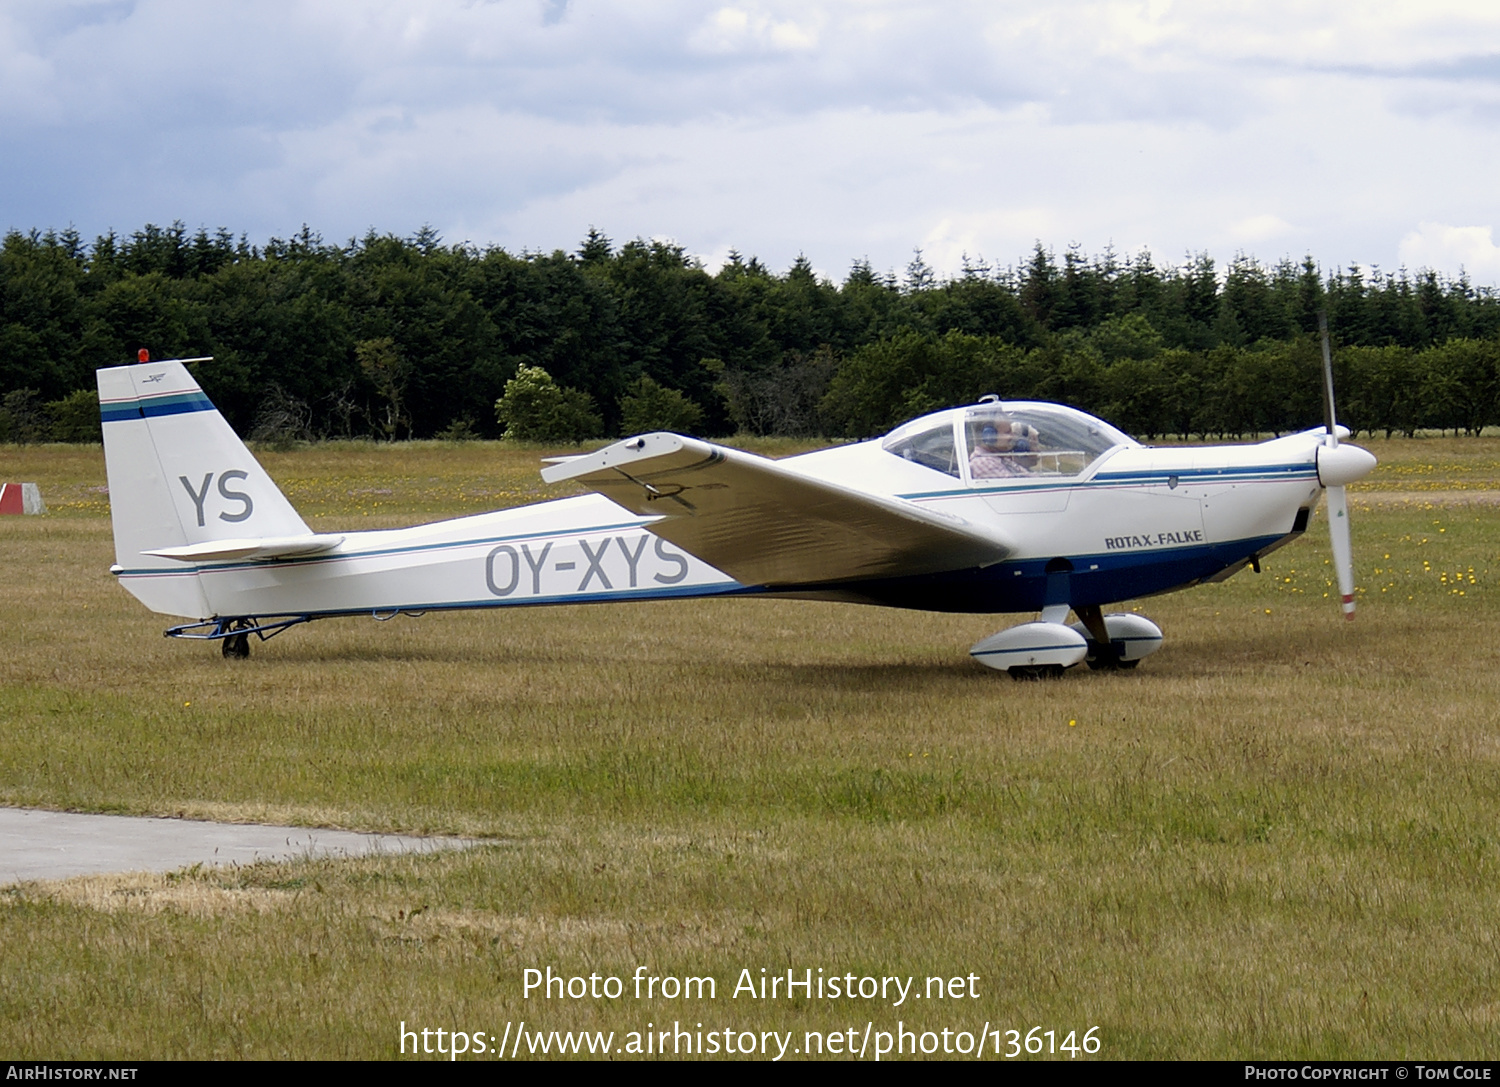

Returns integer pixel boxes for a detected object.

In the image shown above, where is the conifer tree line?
[2,221,1498,444]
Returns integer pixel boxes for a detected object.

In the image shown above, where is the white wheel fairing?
[1069,613,1164,662]
[969,622,1088,672]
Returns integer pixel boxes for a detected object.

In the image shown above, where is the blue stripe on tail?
[100,391,217,423]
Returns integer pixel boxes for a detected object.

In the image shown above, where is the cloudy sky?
[4,0,1500,283]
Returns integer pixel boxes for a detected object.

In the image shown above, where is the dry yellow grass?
[0,437,1497,1059]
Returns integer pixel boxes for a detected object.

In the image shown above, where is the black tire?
[1008,664,1065,680]
[1085,641,1137,670]
[222,632,250,659]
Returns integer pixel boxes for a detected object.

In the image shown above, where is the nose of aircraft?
[1316,442,1377,488]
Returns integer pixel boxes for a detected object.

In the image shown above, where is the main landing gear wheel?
[1082,633,1137,671]
[221,621,251,660]
[1071,606,1160,671]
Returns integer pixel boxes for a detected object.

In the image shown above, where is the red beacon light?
[137,349,149,363]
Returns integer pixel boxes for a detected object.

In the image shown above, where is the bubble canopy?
[881,402,1139,481]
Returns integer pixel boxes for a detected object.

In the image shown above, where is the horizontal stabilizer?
[142,534,345,562]
[543,433,1010,586]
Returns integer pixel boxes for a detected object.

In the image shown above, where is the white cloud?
[1226,215,1295,245]
[5,1,1500,283]
[920,210,1059,278]
[1398,222,1500,280]
[690,7,821,54]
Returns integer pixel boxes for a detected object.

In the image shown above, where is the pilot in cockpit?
[968,420,1040,479]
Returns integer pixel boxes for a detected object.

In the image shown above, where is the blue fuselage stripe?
[898,463,1316,501]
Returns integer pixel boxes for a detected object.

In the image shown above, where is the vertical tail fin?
[98,358,311,618]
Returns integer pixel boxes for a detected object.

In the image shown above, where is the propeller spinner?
[1315,312,1377,620]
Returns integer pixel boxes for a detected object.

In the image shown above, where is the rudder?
[98,358,310,618]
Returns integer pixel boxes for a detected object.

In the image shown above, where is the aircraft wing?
[541,434,1010,586]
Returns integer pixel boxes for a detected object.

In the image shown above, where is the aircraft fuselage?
[114,430,1323,622]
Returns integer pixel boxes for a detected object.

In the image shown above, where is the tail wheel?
[221,619,252,659]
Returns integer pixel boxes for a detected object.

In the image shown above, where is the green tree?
[822,331,1037,436]
[619,374,703,434]
[348,232,505,438]
[1217,340,1317,438]
[1415,339,1498,436]
[494,364,602,442]
[46,388,102,442]
[716,346,838,436]
[470,246,623,432]
[1340,345,1418,438]
[248,384,314,447]
[1098,354,1180,440]
[0,388,50,443]
[356,337,410,440]
[1090,313,1164,362]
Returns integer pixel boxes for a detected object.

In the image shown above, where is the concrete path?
[0,807,474,884]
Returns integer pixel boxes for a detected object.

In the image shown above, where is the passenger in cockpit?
[969,421,1039,479]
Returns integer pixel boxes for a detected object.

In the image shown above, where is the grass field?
[1,436,1497,1060]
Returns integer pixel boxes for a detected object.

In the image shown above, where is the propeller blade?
[1326,483,1356,620]
[1318,311,1338,446]
[1319,311,1356,620]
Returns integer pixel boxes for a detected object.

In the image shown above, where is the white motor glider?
[97,337,1375,676]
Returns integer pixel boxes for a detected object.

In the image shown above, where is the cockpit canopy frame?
[881,401,1138,485]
